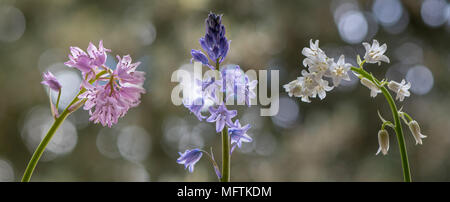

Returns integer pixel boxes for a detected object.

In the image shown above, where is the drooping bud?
[376,129,389,155]
[41,71,62,92]
[408,120,427,145]
[177,148,203,173]
[387,79,411,102]
[360,78,381,98]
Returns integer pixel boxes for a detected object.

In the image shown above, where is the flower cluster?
[284,40,352,102]
[191,12,230,69]
[284,39,426,157]
[178,12,256,177]
[179,65,257,175]
[77,54,145,127]
[183,66,257,131]
[41,41,146,127]
[284,39,412,103]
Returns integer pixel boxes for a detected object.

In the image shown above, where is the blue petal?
[191,49,210,66]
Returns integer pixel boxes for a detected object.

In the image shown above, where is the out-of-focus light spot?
[114,162,150,182]
[338,11,368,44]
[386,63,409,82]
[363,12,379,41]
[162,116,211,157]
[271,97,300,129]
[191,122,215,143]
[178,123,205,151]
[38,49,65,72]
[68,109,90,129]
[96,127,121,159]
[406,65,434,95]
[255,133,277,156]
[394,42,423,65]
[44,120,77,155]
[131,22,157,46]
[384,10,409,34]
[332,0,369,44]
[241,108,264,130]
[117,125,151,163]
[332,0,360,23]
[178,132,205,152]
[0,6,26,42]
[373,0,403,26]
[447,4,450,28]
[0,159,14,182]
[21,106,78,161]
[162,117,189,154]
[178,0,208,10]
[44,66,81,110]
[421,0,449,27]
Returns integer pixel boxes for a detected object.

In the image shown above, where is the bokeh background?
[0,0,449,182]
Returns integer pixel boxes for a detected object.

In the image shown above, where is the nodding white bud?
[387,79,411,102]
[376,129,389,155]
[387,81,400,92]
[408,120,427,145]
[360,78,381,98]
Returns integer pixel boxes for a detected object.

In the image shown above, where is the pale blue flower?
[207,103,237,132]
[228,119,252,153]
[177,148,203,173]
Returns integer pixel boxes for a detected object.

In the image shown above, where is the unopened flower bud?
[41,71,62,92]
[360,78,381,98]
[376,129,389,155]
[388,79,411,102]
[408,120,427,145]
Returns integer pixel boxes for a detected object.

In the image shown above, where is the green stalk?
[351,66,411,182]
[55,90,61,110]
[221,127,230,182]
[213,58,231,182]
[21,108,70,182]
[21,70,107,182]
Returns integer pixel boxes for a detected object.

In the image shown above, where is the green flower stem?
[381,121,394,130]
[400,112,414,123]
[213,58,231,182]
[55,90,61,110]
[21,71,107,182]
[221,127,230,182]
[22,91,82,182]
[21,108,71,182]
[351,66,412,182]
[200,149,221,181]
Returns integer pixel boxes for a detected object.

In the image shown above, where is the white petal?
[362,42,371,52]
[379,43,387,53]
[372,39,379,49]
[380,55,390,64]
[338,55,345,65]
[318,90,326,99]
